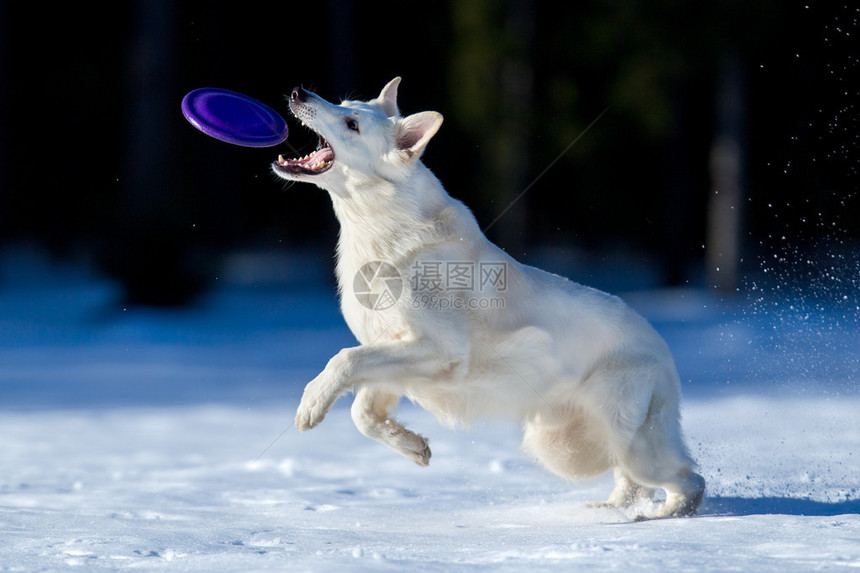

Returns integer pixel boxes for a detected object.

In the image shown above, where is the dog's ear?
[394,111,443,162]
[378,77,401,117]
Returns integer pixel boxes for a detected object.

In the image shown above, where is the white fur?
[272,78,704,519]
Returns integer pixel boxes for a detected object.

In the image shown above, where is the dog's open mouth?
[274,135,334,176]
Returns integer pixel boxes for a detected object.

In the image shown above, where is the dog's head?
[272,78,443,193]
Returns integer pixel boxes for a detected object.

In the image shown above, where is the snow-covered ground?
[0,248,858,571]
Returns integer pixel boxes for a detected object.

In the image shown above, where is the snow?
[1,249,858,571]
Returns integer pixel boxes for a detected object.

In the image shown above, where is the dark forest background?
[0,1,856,305]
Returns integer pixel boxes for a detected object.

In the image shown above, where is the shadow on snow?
[702,496,860,517]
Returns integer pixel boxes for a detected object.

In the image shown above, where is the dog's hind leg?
[613,391,705,519]
[350,386,431,466]
[622,436,704,520]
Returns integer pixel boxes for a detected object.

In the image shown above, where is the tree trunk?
[707,53,747,292]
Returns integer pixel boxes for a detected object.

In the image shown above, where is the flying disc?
[181,88,288,147]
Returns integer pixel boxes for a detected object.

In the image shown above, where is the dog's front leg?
[294,348,354,432]
[294,340,463,433]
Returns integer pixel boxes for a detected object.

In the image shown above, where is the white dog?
[272,78,704,519]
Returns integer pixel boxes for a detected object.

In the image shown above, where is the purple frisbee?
[181,88,288,147]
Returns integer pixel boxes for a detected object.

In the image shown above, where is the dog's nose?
[291,87,305,102]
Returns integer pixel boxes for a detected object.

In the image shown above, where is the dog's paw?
[395,433,432,467]
[410,436,432,467]
[294,375,340,432]
[294,399,328,432]
[653,472,706,519]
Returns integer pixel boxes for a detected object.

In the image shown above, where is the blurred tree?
[449,0,779,288]
[707,52,747,292]
[448,0,535,256]
[107,0,210,305]
[327,0,357,96]
[449,0,712,280]
[536,1,714,283]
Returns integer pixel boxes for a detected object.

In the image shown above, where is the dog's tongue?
[309,146,333,164]
[293,146,332,169]
[277,145,334,172]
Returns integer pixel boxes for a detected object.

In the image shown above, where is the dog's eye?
[346,118,360,132]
